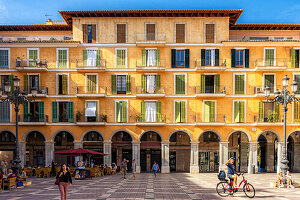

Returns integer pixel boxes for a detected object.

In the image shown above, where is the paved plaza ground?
[0,173,300,200]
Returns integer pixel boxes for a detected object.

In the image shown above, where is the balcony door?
[145,102,156,122]
[146,24,156,41]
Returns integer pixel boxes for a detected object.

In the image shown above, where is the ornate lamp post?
[0,76,37,175]
[264,75,298,183]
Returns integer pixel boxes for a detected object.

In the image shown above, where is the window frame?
[174,23,186,43]
[232,100,246,123]
[263,73,276,93]
[263,47,276,66]
[204,22,216,43]
[56,48,69,68]
[115,48,127,68]
[27,48,40,67]
[0,101,11,122]
[174,73,187,95]
[203,100,217,123]
[114,99,128,123]
[173,99,187,123]
[85,73,98,93]
[85,100,99,120]
[115,23,127,43]
[145,23,157,41]
[0,48,10,69]
[56,73,69,95]
[233,73,246,95]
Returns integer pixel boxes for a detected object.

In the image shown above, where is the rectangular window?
[117,24,126,43]
[28,102,40,122]
[28,49,38,67]
[29,75,39,91]
[117,75,127,94]
[0,75,9,93]
[234,74,245,94]
[176,50,185,67]
[294,102,300,122]
[85,101,98,122]
[142,49,160,67]
[175,101,186,123]
[176,24,185,43]
[116,101,127,122]
[264,74,275,93]
[205,50,212,66]
[88,25,93,43]
[116,49,126,68]
[205,24,215,43]
[146,24,156,41]
[145,102,157,122]
[0,49,9,68]
[265,48,275,66]
[175,74,186,94]
[259,101,279,122]
[57,49,68,68]
[58,102,68,122]
[83,24,96,43]
[200,74,220,94]
[234,101,245,123]
[235,50,244,67]
[294,74,300,94]
[58,74,68,95]
[83,49,101,67]
[86,74,97,93]
[204,101,215,122]
[0,102,10,122]
[141,75,160,93]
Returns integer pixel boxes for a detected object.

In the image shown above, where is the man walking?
[121,158,127,179]
[152,161,160,178]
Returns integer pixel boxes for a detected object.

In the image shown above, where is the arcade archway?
[83,131,104,165]
[25,131,45,167]
[54,131,75,165]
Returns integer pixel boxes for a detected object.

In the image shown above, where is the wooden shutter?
[156,101,161,122]
[146,24,155,40]
[82,24,88,43]
[175,75,180,94]
[155,49,160,66]
[175,101,180,123]
[52,101,58,122]
[291,49,296,68]
[204,101,210,122]
[200,74,205,93]
[185,49,190,68]
[215,49,219,66]
[142,50,146,66]
[234,101,239,122]
[29,50,37,67]
[111,75,116,94]
[176,75,185,94]
[206,24,215,43]
[274,103,280,122]
[141,75,146,93]
[231,49,236,68]
[295,102,300,122]
[96,50,101,66]
[180,101,186,122]
[214,75,220,93]
[176,24,185,43]
[201,49,206,66]
[265,49,274,66]
[117,24,126,43]
[39,101,44,122]
[122,101,127,122]
[141,101,146,122]
[92,24,96,43]
[116,101,121,122]
[62,75,68,95]
[210,101,215,122]
[171,49,176,68]
[239,101,245,123]
[258,101,264,122]
[23,102,28,122]
[83,50,87,66]
[155,75,161,93]
[245,49,249,68]
[67,102,73,122]
[24,75,28,93]
[126,75,131,94]
[116,49,126,68]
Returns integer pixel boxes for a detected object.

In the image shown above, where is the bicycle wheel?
[243,183,255,198]
[216,182,230,197]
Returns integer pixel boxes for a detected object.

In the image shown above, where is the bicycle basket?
[218,170,226,180]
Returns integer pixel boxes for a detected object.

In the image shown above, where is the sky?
[0,0,300,25]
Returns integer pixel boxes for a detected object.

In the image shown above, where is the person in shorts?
[225,157,238,188]
[121,158,127,179]
[152,161,160,178]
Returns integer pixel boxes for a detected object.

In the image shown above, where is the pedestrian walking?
[152,161,160,178]
[56,164,72,200]
[51,160,56,177]
[121,158,128,179]
[132,159,136,180]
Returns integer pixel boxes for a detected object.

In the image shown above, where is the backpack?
[218,170,226,180]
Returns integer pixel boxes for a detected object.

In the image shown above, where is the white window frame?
[85,100,99,118]
[234,49,245,67]
[56,48,69,68]
[27,73,40,89]
[263,47,276,66]
[85,73,98,93]
[173,99,187,123]
[84,23,98,43]
[204,22,216,43]
[145,23,157,40]
[174,22,187,43]
[114,99,128,123]
[174,73,187,95]
[115,48,127,68]
[0,48,10,68]
[115,23,127,43]
[56,73,69,95]
[203,100,217,122]
[263,73,276,93]
[233,73,246,95]
[232,100,247,123]
[27,48,39,66]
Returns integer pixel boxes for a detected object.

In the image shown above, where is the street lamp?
[0,76,37,175]
[264,75,299,183]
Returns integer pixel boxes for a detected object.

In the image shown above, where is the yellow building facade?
[0,9,300,173]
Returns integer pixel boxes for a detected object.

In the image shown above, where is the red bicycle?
[216,173,255,198]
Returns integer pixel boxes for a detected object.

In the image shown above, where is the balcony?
[0,35,73,41]
[195,114,226,126]
[136,59,166,71]
[195,86,226,97]
[229,35,300,41]
[16,58,48,72]
[253,85,281,96]
[76,86,106,98]
[76,113,107,126]
[18,114,48,126]
[255,58,288,71]
[195,59,227,71]
[135,33,166,46]
[76,59,106,72]
[136,86,166,98]
[255,114,283,126]
[136,114,166,126]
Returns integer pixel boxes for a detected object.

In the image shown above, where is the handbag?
[55,178,60,185]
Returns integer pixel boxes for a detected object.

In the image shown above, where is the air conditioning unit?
[255,87,263,93]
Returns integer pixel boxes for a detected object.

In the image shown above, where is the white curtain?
[87,50,97,67]
[146,102,156,122]
[146,75,156,93]
[85,101,96,117]
[147,50,156,66]
[211,49,215,67]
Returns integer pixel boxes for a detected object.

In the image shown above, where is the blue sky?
[0,0,300,25]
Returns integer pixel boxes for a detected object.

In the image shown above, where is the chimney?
[46,18,53,25]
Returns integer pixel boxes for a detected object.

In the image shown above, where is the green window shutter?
[204,101,210,122]
[231,49,236,68]
[245,49,249,68]
[156,101,161,122]
[200,74,205,93]
[96,50,101,66]
[210,101,215,122]
[214,75,220,93]
[126,75,131,94]
[235,75,244,94]
[141,75,147,93]
[184,49,190,68]
[239,101,245,122]
[234,101,239,122]
[111,75,116,94]
[175,101,180,123]
[122,101,127,122]
[234,75,239,94]
[274,103,279,122]
[58,50,67,68]
[180,101,186,122]
[240,75,245,94]
[155,75,161,93]
[175,75,179,94]
[62,75,68,95]
[176,75,185,94]
[24,75,28,93]
[142,50,147,66]
[201,49,205,66]
[67,102,73,122]
[116,102,121,122]
[141,101,146,122]
[38,101,44,122]
[83,50,87,66]
[181,75,185,94]
[265,75,274,92]
[258,101,264,122]
[215,49,219,66]
[265,49,274,66]
[116,50,125,68]
[87,75,91,93]
[23,102,28,122]
[29,50,37,67]
[294,102,299,122]
[52,102,58,122]
[171,49,176,68]
[155,49,160,66]
[8,75,14,94]
[291,49,295,68]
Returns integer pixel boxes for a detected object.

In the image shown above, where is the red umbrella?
[55,148,106,155]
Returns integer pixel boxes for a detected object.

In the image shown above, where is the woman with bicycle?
[225,157,238,188]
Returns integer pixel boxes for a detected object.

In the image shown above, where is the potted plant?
[136,115,141,122]
[101,114,107,122]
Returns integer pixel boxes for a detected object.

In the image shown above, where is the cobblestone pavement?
[0,173,300,200]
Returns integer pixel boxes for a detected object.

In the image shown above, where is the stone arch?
[256,129,282,142]
[109,129,134,142]
[138,129,163,142]
[22,129,47,142]
[0,129,15,137]
[287,129,300,141]
[198,129,222,142]
[80,130,105,142]
[227,129,252,142]
[51,129,76,142]
[168,129,193,142]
